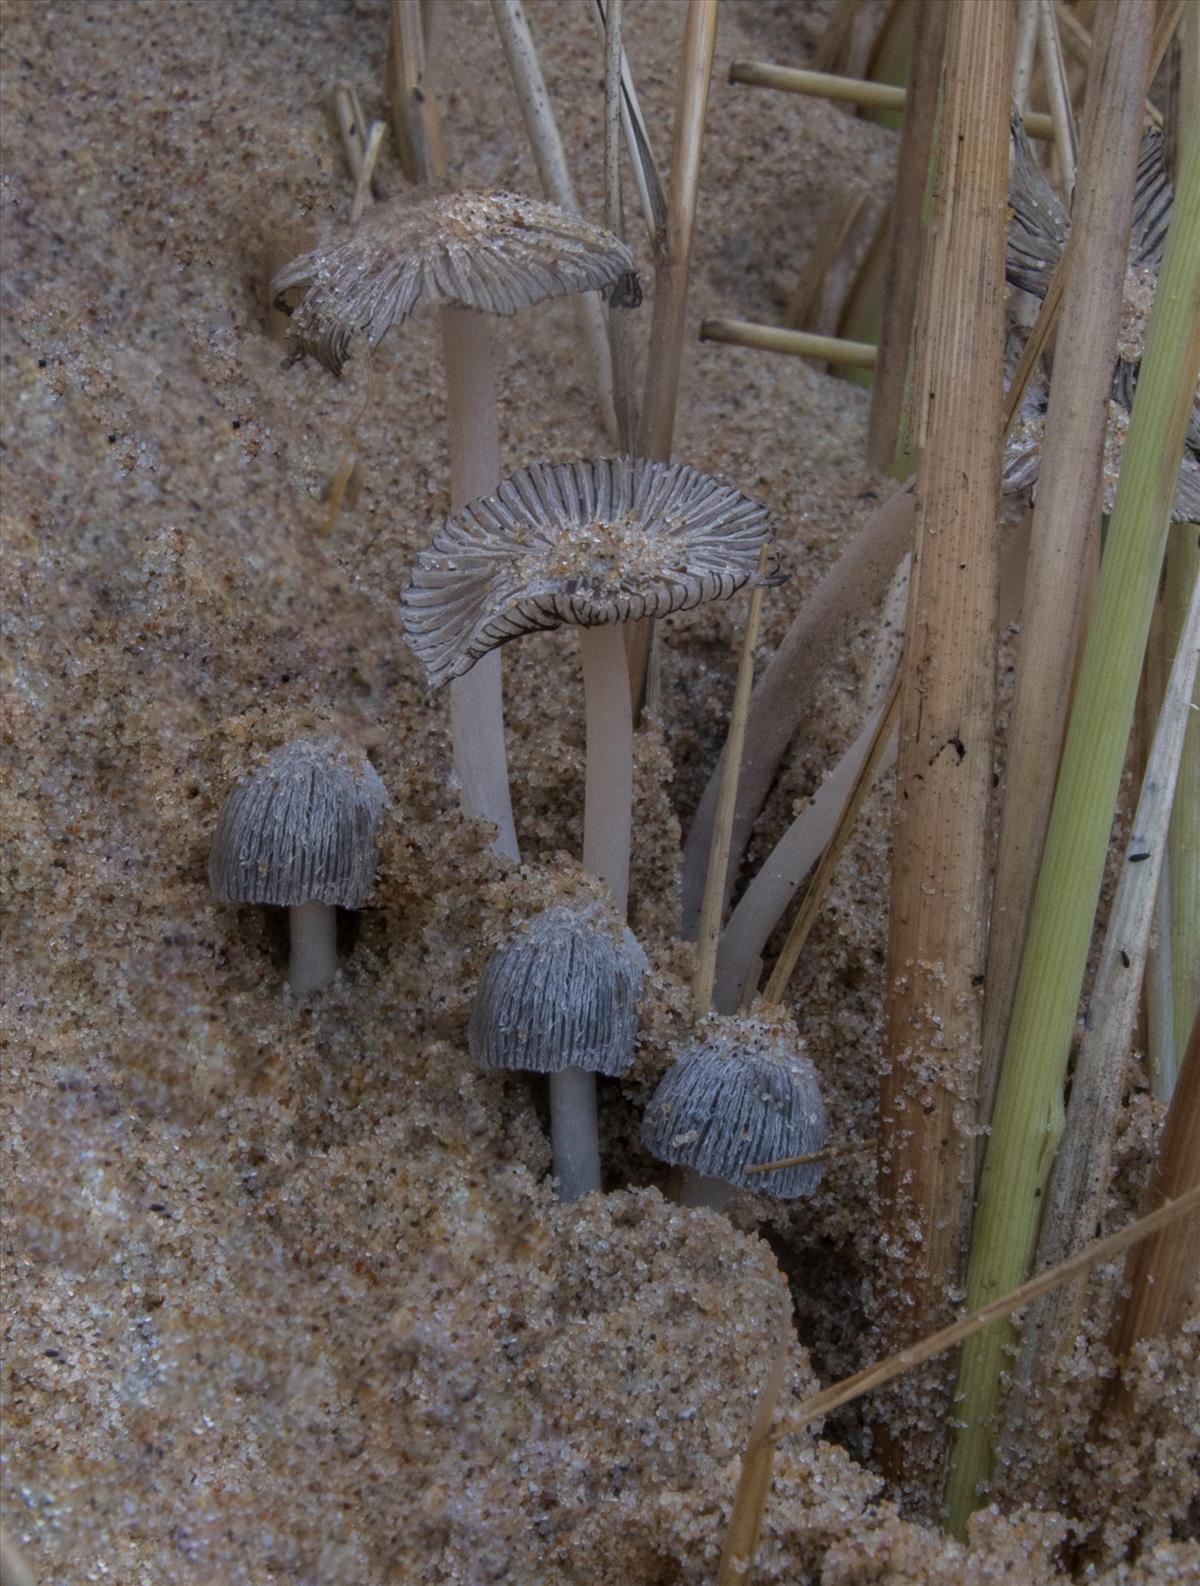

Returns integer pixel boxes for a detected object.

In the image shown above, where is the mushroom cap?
[469,901,648,1078]
[641,1010,828,1200]
[209,739,388,908]
[272,187,639,374]
[403,455,778,688]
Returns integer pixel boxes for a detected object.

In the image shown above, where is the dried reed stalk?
[1012,0,1039,108]
[1005,565,1200,1440]
[784,191,866,331]
[866,0,948,471]
[810,0,863,75]
[874,0,1012,1425]
[389,0,444,184]
[727,60,1054,141]
[489,0,618,442]
[977,0,1153,1144]
[717,1188,1200,1585]
[1038,0,1078,192]
[1104,1010,1200,1416]
[628,0,719,712]
[1053,0,1164,128]
[590,0,667,250]
[603,0,638,450]
[947,100,1200,1538]
[1165,532,1200,1096]
[680,484,916,935]
[698,319,877,365]
[715,1333,790,1586]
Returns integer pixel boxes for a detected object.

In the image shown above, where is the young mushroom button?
[641,1008,828,1214]
[403,455,778,917]
[470,900,648,1203]
[209,739,387,996]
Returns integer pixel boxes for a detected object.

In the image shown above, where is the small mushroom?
[272,188,639,865]
[469,900,647,1202]
[641,1007,827,1213]
[210,739,387,995]
[404,455,777,917]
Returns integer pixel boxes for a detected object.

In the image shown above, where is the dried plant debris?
[642,1005,828,1200]
[272,187,639,374]
[470,900,648,1078]
[403,455,778,687]
[209,738,387,909]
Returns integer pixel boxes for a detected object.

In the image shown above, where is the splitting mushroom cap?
[403,455,779,688]
[209,739,387,908]
[272,188,640,374]
[469,901,648,1078]
[641,1009,828,1200]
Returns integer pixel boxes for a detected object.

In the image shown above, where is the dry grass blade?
[761,672,899,1007]
[867,0,948,470]
[772,1187,1200,1442]
[746,1135,876,1175]
[875,0,1012,1428]
[1037,0,1077,193]
[1053,0,1164,129]
[810,0,863,75]
[603,0,638,450]
[1007,562,1200,1439]
[785,190,867,331]
[727,60,1054,140]
[692,557,769,1021]
[591,0,667,249]
[1105,1009,1200,1415]
[1012,0,1039,108]
[698,318,877,365]
[978,0,1153,1143]
[680,484,915,936]
[715,1332,790,1586]
[490,0,618,442]
[389,0,443,184]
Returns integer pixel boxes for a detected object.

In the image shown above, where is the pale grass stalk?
[810,0,863,75]
[590,0,667,249]
[1105,1011,1200,1416]
[714,1189,1200,1586]
[349,121,385,224]
[784,191,866,332]
[1052,0,1164,128]
[727,60,1054,141]
[629,0,719,715]
[1005,566,1200,1441]
[977,0,1152,1141]
[692,567,768,1019]
[1037,0,1077,193]
[680,485,915,935]
[866,0,947,470]
[1012,0,1039,107]
[946,106,1200,1537]
[489,0,618,443]
[1165,531,1200,1098]
[698,319,877,365]
[333,82,387,199]
[746,1135,876,1175]
[716,1332,790,1586]
[603,0,638,450]
[874,0,1012,1414]
[389,0,444,184]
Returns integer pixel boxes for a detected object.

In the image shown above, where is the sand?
[2,0,1196,1581]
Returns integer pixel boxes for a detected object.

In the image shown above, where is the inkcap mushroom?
[404,455,777,917]
[210,738,387,995]
[641,1006,828,1214]
[469,899,647,1202]
[272,191,640,862]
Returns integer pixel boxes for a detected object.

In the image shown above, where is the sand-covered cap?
[469,900,648,1078]
[403,455,779,688]
[272,188,640,374]
[209,739,388,908]
[641,1009,828,1199]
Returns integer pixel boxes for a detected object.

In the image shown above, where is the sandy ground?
[2,0,1196,1582]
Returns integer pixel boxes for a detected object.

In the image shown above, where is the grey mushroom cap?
[209,739,388,908]
[272,187,640,375]
[403,455,779,689]
[641,1011,828,1200]
[469,901,648,1078]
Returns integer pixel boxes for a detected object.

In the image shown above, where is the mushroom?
[403,455,776,918]
[469,899,647,1201]
[209,738,387,995]
[272,190,640,863]
[640,1006,827,1214]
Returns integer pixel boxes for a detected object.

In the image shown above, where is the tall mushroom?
[469,899,647,1201]
[209,738,387,995]
[640,1005,827,1214]
[402,454,776,918]
[272,190,640,863]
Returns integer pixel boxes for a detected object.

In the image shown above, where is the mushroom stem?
[580,622,633,917]
[677,1168,732,1212]
[548,1067,602,1201]
[289,901,338,995]
[441,305,520,863]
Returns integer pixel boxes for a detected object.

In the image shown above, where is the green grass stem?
[944,110,1200,1538]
